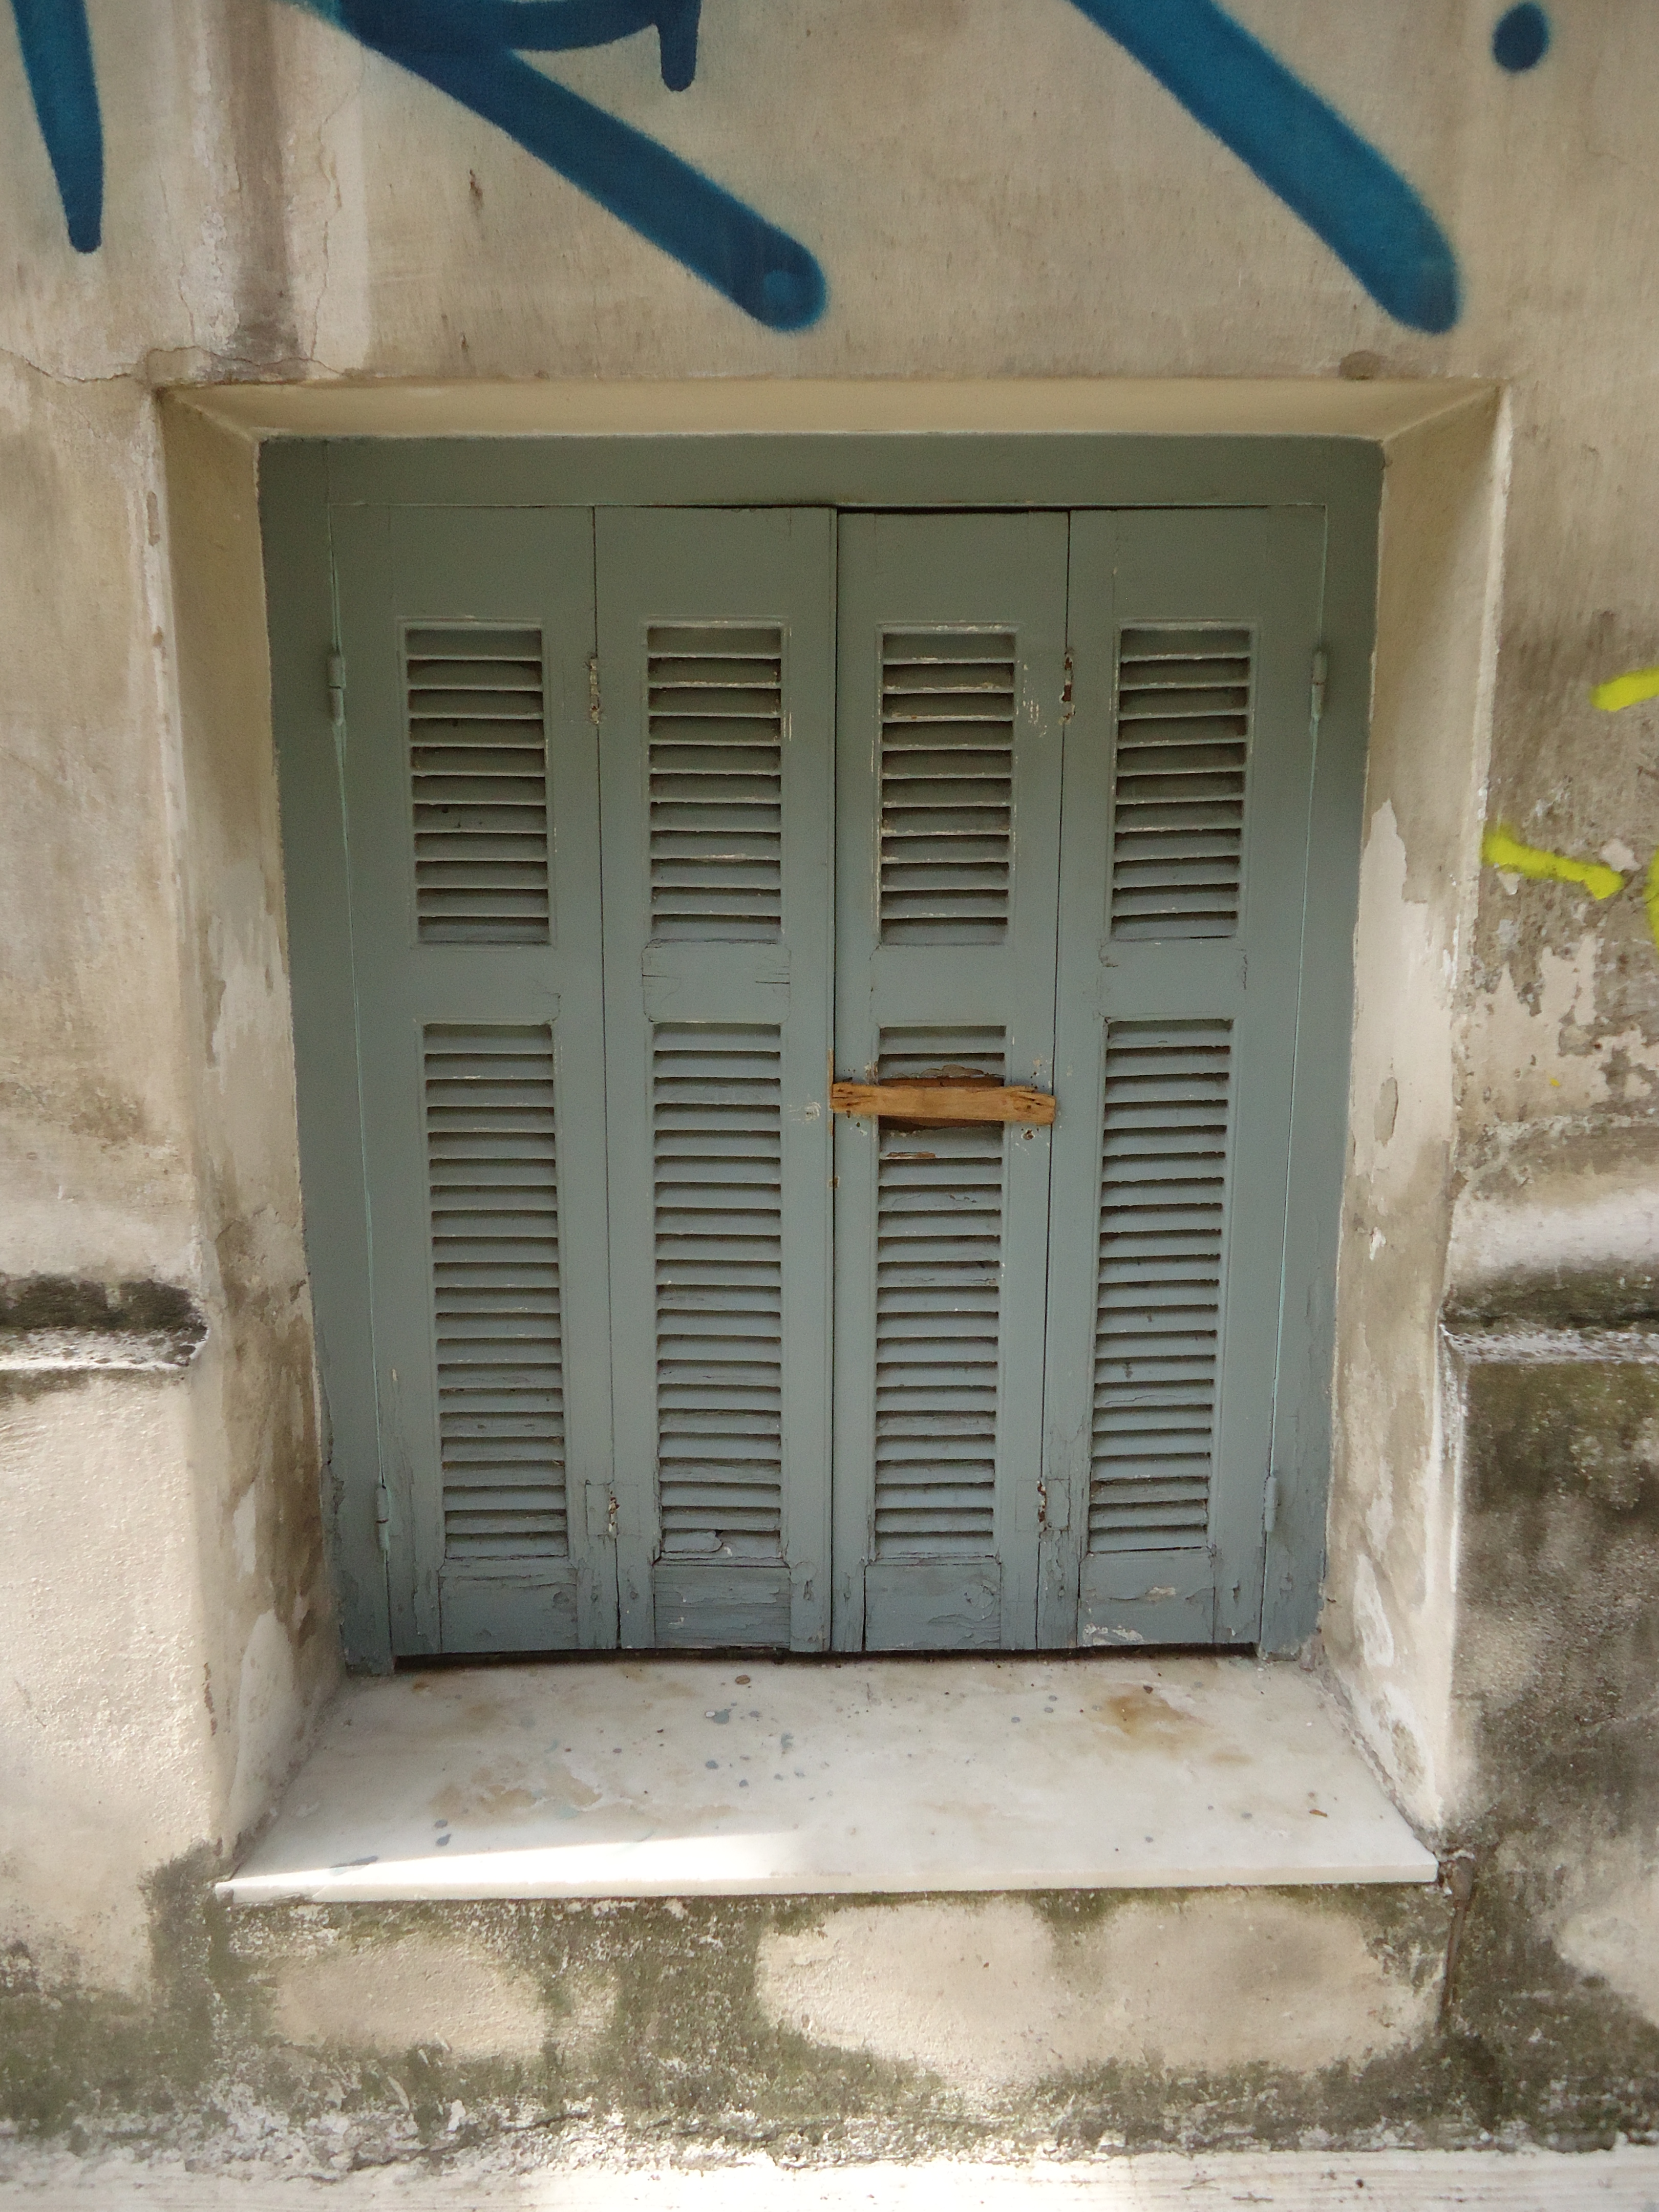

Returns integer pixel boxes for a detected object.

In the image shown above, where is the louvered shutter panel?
[333,505,617,1656]
[598,511,834,1651]
[647,627,783,938]
[834,515,1068,1651]
[652,1020,786,1574]
[423,1024,565,1563]
[1109,629,1249,942]
[1039,508,1325,1648]
[872,1026,1007,1561]
[879,635,1015,941]
[1091,1020,1232,1555]
[407,626,550,943]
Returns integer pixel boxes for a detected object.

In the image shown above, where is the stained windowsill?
[219,1653,1434,1904]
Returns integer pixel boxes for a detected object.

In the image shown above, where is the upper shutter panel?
[880,629,1015,943]
[423,1022,566,1562]
[1090,1019,1232,1554]
[873,1026,1006,1561]
[648,624,783,940]
[1110,625,1251,942]
[407,625,550,944]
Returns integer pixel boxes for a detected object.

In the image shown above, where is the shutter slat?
[872,1025,1005,1559]
[1089,1019,1232,1555]
[648,626,783,941]
[654,1024,784,1560]
[880,631,1014,943]
[425,1023,566,1562]
[408,627,549,944]
[1110,626,1252,943]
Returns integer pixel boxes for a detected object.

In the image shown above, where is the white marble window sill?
[219,1653,1436,1904]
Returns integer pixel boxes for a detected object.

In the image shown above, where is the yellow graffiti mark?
[1645,848,1659,953]
[1592,666,1659,713]
[1481,824,1625,901]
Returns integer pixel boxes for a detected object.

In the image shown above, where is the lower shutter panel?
[423,1022,577,1650]
[1080,1018,1230,1645]
[1090,1018,1231,1550]
[651,1021,791,1645]
[864,1026,1006,1648]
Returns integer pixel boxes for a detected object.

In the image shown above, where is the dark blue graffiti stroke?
[1072,0,1460,333]
[10,0,1463,334]
[301,0,823,329]
[9,0,102,250]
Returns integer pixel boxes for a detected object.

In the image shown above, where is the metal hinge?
[374,1478,391,1560]
[1310,646,1328,730]
[1263,1471,1280,1537]
[327,648,346,729]
[587,654,602,726]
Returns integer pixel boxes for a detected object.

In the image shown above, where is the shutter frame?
[1041,507,1327,1650]
[335,502,615,1657]
[597,508,836,1652]
[834,514,1068,1652]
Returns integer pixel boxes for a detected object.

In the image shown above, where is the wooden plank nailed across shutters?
[1090,1019,1232,1554]
[830,1079,1054,1125]
[423,1022,566,1560]
[653,1022,785,1561]
[1110,626,1252,942]
[406,625,550,944]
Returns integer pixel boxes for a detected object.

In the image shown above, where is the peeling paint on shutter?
[406,625,549,943]
[653,1022,785,1560]
[1090,1018,1232,1552]
[648,624,783,940]
[423,1022,566,1560]
[1110,626,1251,941]
[879,630,1015,943]
[873,1025,1006,1559]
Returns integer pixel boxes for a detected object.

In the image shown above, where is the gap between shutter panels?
[874,1026,1007,1560]
[423,1024,566,1560]
[406,625,550,944]
[648,625,783,941]
[653,1024,785,1559]
[1091,1020,1232,1553]
[880,630,1015,944]
[1111,626,1252,942]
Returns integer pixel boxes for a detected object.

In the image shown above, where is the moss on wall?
[3,1869,1657,2170]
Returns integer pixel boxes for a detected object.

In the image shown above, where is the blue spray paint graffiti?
[9,0,101,249]
[1493,5,1550,74]
[1069,0,1459,333]
[10,0,1498,335]
[309,0,824,329]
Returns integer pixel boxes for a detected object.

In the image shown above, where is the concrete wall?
[4,0,1659,2141]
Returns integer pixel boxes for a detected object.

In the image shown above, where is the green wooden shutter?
[832,514,1068,1650]
[595,511,835,1650]
[333,505,618,1655]
[1039,508,1325,1648]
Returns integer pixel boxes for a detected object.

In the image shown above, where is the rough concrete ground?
[4,2144,1659,2209]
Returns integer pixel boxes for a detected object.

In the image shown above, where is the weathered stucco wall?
[4,0,1659,2150]
[1322,391,1508,1827]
